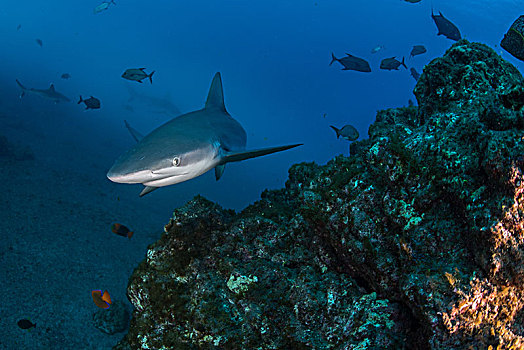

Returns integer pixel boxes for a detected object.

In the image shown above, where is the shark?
[16,79,71,103]
[126,83,181,117]
[107,72,302,196]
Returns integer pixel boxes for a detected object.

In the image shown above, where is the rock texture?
[93,301,130,335]
[115,40,524,349]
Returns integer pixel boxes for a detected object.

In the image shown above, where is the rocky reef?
[115,40,524,349]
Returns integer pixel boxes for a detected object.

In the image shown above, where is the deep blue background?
[1,0,522,211]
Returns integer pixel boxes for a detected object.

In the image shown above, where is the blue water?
[1,0,522,210]
[1,1,523,348]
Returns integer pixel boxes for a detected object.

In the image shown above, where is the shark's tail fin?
[400,57,407,69]
[329,53,337,66]
[148,71,155,84]
[329,125,341,139]
[220,144,302,164]
[78,95,84,104]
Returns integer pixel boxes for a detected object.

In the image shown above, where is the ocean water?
[1,0,522,210]
[0,0,522,348]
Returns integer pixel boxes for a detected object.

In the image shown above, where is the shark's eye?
[172,157,181,166]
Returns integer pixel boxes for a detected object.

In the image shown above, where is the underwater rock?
[117,41,524,349]
[118,195,409,349]
[414,40,523,126]
[93,301,130,335]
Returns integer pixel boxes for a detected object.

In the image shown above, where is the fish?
[431,9,461,41]
[16,79,71,103]
[122,68,155,84]
[61,73,71,79]
[91,290,112,309]
[17,319,36,330]
[380,57,407,70]
[78,95,101,110]
[500,16,524,62]
[126,84,181,116]
[111,223,133,238]
[107,72,302,197]
[404,0,421,3]
[35,39,43,47]
[330,125,359,141]
[371,45,385,54]
[94,0,115,14]
[410,45,426,57]
[410,67,420,81]
[330,53,371,72]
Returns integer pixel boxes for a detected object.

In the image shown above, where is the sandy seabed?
[0,138,171,349]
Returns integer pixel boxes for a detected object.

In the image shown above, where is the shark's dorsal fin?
[124,120,144,143]
[49,84,55,91]
[205,72,225,111]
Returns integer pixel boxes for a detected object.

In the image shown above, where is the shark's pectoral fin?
[215,164,226,181]
[221,144,303,164]
[124,120,144,143]
[139,186,158,197]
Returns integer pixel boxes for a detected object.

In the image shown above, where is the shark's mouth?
[151,168,189,176]
[107,168,188,184]
[143,172,191,187]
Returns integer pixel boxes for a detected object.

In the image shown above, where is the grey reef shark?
[107,72,302,196]
[125,83,181,117]
[16,79,70,103]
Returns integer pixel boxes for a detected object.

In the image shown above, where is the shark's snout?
[107,169,143,184]
[107,161,152,184]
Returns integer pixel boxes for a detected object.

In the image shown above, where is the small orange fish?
[111,223,133,239]
[92,290,112,309]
